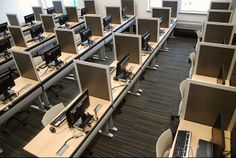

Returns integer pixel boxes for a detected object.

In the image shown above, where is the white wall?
[0,0,40,24]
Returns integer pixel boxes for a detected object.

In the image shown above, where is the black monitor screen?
[47,7,55,14]
[0,39,11,53]
[66,89,90,128]
[80,27,92,43]
[212,113,225,157]
[30,24,44,39]
[116,53,129,77]
[103,15,112,28]
[0,22,8,33]
[24,13,35,24]
[59,14,69,25]
[44,45,61,65]
[0,73,15,96]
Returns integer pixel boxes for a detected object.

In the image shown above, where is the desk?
[192,74,230,86]
[24,96,111,157]
[169,120,231,157]
[21,21,42,33]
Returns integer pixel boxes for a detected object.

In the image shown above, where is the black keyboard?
[173,130,192,157]
[50,112,66,127]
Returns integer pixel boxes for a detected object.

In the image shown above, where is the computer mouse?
[49,126,56,133]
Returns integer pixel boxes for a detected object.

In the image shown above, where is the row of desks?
[23,19,177,157]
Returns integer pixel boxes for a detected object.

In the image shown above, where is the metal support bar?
[160,40,169,52]
[128,79,143,96]
[108,117,118,132]
[41,91,52,108]
[146,53,159,70]
[99,118,114,138]
[35,97,45,110]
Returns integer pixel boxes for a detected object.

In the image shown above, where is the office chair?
[41,103,65,126]
[171,79,187,121]
[156,129,173,157]
[189,52,196,78]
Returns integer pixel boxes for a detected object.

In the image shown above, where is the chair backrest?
[41,103,65,126]
[189,52,196,78]
[156,128,173,157]
[178,79,187,117]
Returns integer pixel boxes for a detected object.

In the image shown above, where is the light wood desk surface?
[169,120,231,157]
[0,77,38,111]
[192,74,230,86]
[24,96,111,157]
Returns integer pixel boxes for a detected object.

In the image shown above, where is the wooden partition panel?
[121,0,134,15]
[208,11,231,23]
[196,44,235,78]
[185,82,236,130]
[85,15,103,36]
[152,8,170,28]
[12,52,39,81]
[41,15,55,33]
[84,0,96,14]
[8,26,26,47]
[33,7,43,21]
[6,14,19,26]
[230,63,236,86]
[55,29,77,54]
[137,18,159,43]
[210,2,230,10]
[53,1,63,13]
[163,0,178,18]
[114,33,141,64]
[75,61,112,101]
[106,7,121,24]
[65,7,79,22]
[203,23,233,44]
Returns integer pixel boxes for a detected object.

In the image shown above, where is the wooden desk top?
[169,120,231,157]
[24,96,111,157]
[192,74,230,86]
[0,76,38,111]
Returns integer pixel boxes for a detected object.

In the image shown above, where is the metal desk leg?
[170,30,175,39]
[41,91,52,108]
[146,53,159,70]
[128,79,143,97]
[129,24,134,33]
[160,40,169,52]
[35,97,45,111]
[99,121,114,138]
[108,117,118,132]
[66,70,77,81]
[93,47,108,61]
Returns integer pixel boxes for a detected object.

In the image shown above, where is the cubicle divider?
[136,18,159,43]
[152,7,171,28]
[202,22,235,45]
[84,15,104,37]
[106,6,122,24]
[40,15,56,33]
[84,0,97,14]
[194,42,236,81]
[6,14,20,26]
[65,6,79,22]
[162,0,178,18]
[32,6,43,21]
[113,33,141,64]
[207,9,232,23]
[74,60,113,101]
[210,1,231,10]
[53,0,64,14]
[121,0,135,15]
[182,79,236,131]
[8,26,27,47]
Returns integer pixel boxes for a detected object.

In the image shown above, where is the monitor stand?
[73,113,94,130]
[54,59,64,69]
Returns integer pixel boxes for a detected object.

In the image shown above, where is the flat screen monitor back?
[8,27,26,47]
[208,11,231,23]
[85,16,103,36]
[33,7,43,21]
[152,8,170,28]
[84,0,96,14]
[137,19,158,43]
[106,7,121,24]
[53,1,63,13]
[66,7,79,22]
[7,14,20,26]
[76,62,112,101]
[204,24,233,44]
[114,34,140,64]
[196,44,234,78]
[41,15,55,33]
[55,29,77,54]
[12,52,39,81]
[210,2,230,10]
[121,0,134,15]
[163,1,178,18]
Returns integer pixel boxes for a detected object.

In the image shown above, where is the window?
[148,0,162,11]
[181,0,211,13]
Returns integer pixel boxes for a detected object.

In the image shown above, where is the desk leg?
[146,53,159,70]
[41,92,52,108]
[93,47,108,61]
[129,24,134,33]
[128,79,143,96]
[169,30,175,39]
[66,70,77,81]
[99,121,114,138]
[35,97,45,111]
[160,40,169,52]
[108,117,118,132]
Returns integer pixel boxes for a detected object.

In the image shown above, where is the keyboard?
[50,112,66,127]
[173,130,192,157]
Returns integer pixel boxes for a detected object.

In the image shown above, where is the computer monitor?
[0,39,11,54]
[30,24,44,40]
[81,8,86,17]
[80,27,92,45]
[115,53,130,79]
[47,7,55,14]
[24,13,35,25]
[44,45,62,66]
[142,31,151,51]
[212,113,225,157]
[66,89,90,128]
[103,15,112,30]
[0,22,8,35]
[58,14,69,27]
[0,72,15,101]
